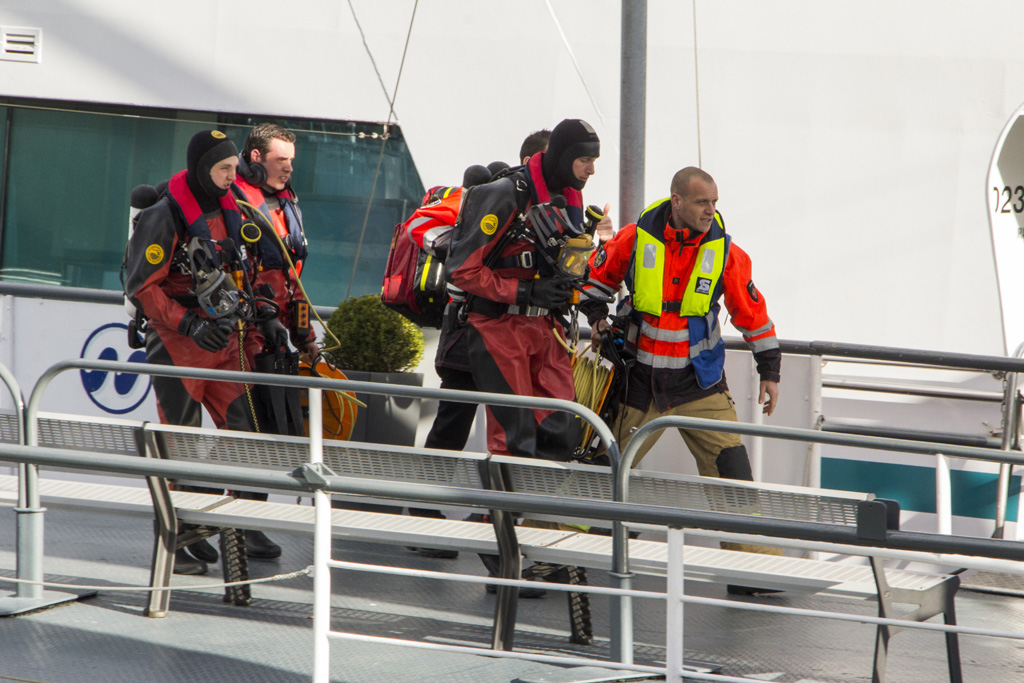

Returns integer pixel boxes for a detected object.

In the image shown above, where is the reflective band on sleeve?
[733,320,775,337]
[749,336,780,353]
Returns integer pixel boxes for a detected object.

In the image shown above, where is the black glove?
[258,317,290,351]
[183,313,231,352]
[517,278,572,310]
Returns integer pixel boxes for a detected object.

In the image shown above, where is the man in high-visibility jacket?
[582,167,782,567]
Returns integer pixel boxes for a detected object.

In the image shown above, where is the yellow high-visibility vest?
[632,198,727,317]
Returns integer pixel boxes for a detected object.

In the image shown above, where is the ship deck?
[2,505,1023,683]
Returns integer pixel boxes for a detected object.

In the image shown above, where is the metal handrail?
[729,337,1024,539]
[0,281,339,321]
[2,438,1024,683]
[13,357,621,612]
[608,412,1024,664]
[0,363,24,446]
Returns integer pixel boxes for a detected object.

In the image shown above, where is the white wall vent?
[1,26,41,64]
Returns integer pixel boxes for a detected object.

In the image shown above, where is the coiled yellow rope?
[572,342,614,455]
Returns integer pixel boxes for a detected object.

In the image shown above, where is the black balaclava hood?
[186,130,237,211]
[542,119,600,191]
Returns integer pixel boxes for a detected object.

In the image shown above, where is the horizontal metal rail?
[0,280,1015,375]
[1,440,1021,683]
[0,281,338,321]
[820,421,1003,449]
[12,358,619,605]
[822,377,1003,402]
[623,414,1024,469]
[1,440,1020,562]
[724,337,1024,374]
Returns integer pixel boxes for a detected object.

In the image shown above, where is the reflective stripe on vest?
[679,227,726,316]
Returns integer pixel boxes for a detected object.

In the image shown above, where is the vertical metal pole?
[1016,468,1024,542]
[936,453,952,535]
[609,438,634,665]
[609,520,634,665]
[309,389,331,683]
[749,359,764,481]
[1,365,80,616]
[17,383,42,600]
[994,343,1023,538]
[665,526,684,683]
[806,355,823,488]
[619,0,647,228]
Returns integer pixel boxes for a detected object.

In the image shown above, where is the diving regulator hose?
[234,199,364,418]
[235,199,341,355]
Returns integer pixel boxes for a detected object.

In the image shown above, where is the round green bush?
[324,295,424,373]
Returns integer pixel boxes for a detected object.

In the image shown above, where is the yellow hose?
[235,199,341,354]
[235,199,361,412]
[571,342,614,455]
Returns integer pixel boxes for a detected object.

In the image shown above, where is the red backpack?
[380,186,452,329]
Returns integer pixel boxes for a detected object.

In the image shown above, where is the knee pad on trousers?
[715,445,753,481]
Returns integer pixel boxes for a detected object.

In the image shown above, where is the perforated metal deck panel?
[0,410,19,445]
[492,454,871,525]
[150,422,487,488]
[0,473,229,515]
[36,412,143,455]
[522,532,949,598]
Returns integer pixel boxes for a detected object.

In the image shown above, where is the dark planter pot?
[340,371,424,447]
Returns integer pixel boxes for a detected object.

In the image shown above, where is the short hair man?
[229,123,318,560]
[233,123,318,364]
[519,129,550,163]
[582,167,783,564]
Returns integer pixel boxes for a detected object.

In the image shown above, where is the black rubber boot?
[244,530,282,559]
[173,547,208,575]
[187,538,219,563]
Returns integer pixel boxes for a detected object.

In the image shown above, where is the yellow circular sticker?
[480,214,499,235]
[145,244,165,264]
[211,130,226,139]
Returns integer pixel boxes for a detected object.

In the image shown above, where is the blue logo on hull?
[79,323,151,414]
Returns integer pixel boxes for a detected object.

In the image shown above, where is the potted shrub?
[324,295,425,446]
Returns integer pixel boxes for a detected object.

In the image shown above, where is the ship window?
[0,98,424,306]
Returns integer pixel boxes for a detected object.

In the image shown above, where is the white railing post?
[665,526,685,683]
[750,359,764,481]
[309,389,331,683]
[936,453,952,535]
[1016,469,1024,542]
[806,354,823,489]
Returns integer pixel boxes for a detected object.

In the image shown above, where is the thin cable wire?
[0,565,313,593]
[543,0,607,129]
[346,0,394,112]
[693,0,703,167]
[345,0,419,301]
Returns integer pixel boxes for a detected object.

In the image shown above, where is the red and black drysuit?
[231,175,316,355]
[125,170,262,431]
[445,154,582,460]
